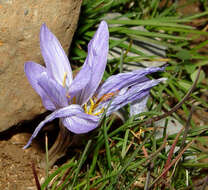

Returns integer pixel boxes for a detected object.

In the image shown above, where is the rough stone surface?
[0,0,82,131]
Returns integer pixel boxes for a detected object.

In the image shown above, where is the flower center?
[84,90,119,116]
[62,72,119,117]
[84,98,104,116]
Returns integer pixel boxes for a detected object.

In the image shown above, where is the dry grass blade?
[180,105,195,150]
[149,140,194,188]
[32,162,41,190]
[162,128,183,179]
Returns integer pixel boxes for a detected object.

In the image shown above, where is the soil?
[0,133,44,190]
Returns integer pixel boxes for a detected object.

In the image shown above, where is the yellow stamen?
[94,90,119,110]
[62,72,67,87]
[83,98,104,116]
[66,93,71,99]
[72,97,76,104]
[88,98,95,114]
[93,108,104,116]
[93,96,98,102]
[84,103,88,113]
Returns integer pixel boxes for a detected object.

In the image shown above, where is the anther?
[62,72,67,87]
[72,97,76,104]
[84,103,88,114]
[88,98,95,114]
[66,93,71,99]
[94,90,119,109]
[93,108,105,116]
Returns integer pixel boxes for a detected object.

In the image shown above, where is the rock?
[0,0,82,131]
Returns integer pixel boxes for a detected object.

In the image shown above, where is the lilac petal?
[40,24,73,87]
[96,67,165,99]
[130,95,149,116]
[62,112,99,134]
[98,78,165,116]
[24,61,56,111]
[67,62,92,104]
[23,105,87,149]
[38,72,68,108]
[79,21,109,104]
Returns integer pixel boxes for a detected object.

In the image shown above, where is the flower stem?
[42,121,71,167]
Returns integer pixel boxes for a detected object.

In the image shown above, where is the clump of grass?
[40,0,208,189]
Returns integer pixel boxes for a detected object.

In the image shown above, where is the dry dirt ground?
[0,133,45,190]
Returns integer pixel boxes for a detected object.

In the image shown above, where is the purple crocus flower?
[24,21,165,149]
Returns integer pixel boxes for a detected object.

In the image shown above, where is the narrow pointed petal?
[98,78,165,116]
[23,105,87,149]
[79,21,109,104]
[40,24,73,87]
[62,113,99,134]
[38,72,68,108]
[24,61,56,110]
[67,63,92,104]
[130,95,149,116]
[96,67,165,99]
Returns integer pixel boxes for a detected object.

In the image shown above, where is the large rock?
[0,0,82,131]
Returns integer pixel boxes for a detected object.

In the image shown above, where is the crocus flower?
[24,21,165,149]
